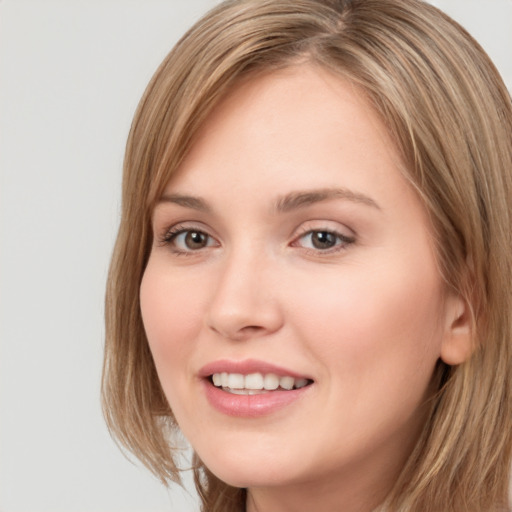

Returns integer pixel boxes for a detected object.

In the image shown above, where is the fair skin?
[140,64,468,512]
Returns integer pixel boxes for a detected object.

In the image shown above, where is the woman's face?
[141,64,461,507]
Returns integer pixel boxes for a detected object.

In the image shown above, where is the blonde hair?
[102,0,512,510]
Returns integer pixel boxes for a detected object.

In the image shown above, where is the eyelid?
[291,220,355,240]
[157,222,220,254]
[290,221,356,253]
[155,219,211,242]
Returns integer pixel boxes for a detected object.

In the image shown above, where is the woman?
[102,0,512,510]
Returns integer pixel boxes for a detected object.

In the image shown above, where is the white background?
[1,1,510,511]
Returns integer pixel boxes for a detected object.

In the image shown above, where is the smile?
[211,372,311,394]
[200,360,314,417]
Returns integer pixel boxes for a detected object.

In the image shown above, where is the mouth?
[209,372,313,395]
[200,360,314,416]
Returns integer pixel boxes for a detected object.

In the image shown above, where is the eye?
[162,227,218,253]
[175,230,211,250]
[294,229,355,251]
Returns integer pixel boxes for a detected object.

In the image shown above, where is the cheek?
[284,261,445,458]
[139,261,205,378]
[288,258,445,381]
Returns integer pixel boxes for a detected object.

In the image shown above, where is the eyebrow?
[275,188,381,212]
[157,187,381,214]
[158,193,211,212]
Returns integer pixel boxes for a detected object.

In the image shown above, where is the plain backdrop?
[1,1,511,511]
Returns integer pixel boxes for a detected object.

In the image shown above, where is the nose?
[206,248,284,341]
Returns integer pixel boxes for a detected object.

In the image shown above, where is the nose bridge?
[206,241,282,340]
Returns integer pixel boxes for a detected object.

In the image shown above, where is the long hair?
[102,1,512,510]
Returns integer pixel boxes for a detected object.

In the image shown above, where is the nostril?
[208,323,270,341]
[242,325,264,332]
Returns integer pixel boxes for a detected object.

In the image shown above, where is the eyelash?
[159,224,216,256]
[158,224,355,256]
[292,228,355,254]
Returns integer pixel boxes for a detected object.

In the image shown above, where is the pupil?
[186,231,207,249]
[312,231,336,249]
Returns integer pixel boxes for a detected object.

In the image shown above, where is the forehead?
[164,63,405,202]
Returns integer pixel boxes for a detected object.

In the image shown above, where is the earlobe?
[440,295,474,366]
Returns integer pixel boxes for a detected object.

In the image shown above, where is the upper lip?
[198,359,312,380]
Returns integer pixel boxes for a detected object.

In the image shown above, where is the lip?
[199,359,313,418]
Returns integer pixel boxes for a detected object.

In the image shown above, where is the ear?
[440,294,474,366]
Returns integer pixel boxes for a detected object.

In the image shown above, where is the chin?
[208,466,293,489]
[197,446,303,489]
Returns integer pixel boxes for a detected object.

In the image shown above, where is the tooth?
[228,388,265,395]
[245,373,264,390]
[228,373,244,389]
[294,378,308,389]
[280,376,294,390]
[228,388,248,395]
[214,372,307,391]
[263,373,279,390]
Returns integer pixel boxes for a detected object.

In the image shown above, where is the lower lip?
[202,380,312,418]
